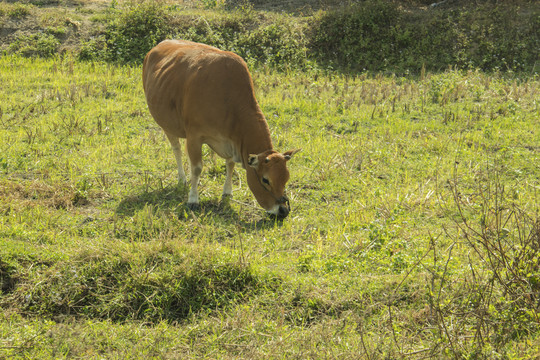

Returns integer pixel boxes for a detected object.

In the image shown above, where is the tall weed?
[431,153,540,354]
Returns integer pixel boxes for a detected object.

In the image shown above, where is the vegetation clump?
[16,250,273,323]
[2,0,537,72]
[102,1,172,63]
[7,33,59,57]
[311,0,539,72]
[0,2,33,19]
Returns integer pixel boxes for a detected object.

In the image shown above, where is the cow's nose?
[277,204,289,218]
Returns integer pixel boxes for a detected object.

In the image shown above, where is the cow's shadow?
[116,185,185,216]
[115,185,283,231]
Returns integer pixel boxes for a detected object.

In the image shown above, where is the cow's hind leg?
[165,132,187,186]
[186,137,203,208]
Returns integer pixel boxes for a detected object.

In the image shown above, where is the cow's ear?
[248,154,259,168]
[283,149,301,161]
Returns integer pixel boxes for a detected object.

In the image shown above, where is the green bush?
[237,20,308,69]
[309,1,539,73]
[310,0,402,72]
[103,1,171,63]
[450,4,540,71]
[4,3,33,19]
[77,36,107,61]
[7,33,59,58]
[171,10,308,69]
[171,13,249,51]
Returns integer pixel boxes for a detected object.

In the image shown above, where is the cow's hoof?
[221,194,232,205]
[187,202,200,211]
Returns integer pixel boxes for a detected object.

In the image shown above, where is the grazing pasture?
[1,54,539,358]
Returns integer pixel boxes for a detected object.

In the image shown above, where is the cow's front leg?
[165,132,187,186]
[223,158,235,198]
[186,138,203,209]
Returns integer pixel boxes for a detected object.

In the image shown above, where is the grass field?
[1,54,539,358]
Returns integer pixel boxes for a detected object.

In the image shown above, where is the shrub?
[310,0,402,72]
[435,154,540,352]
[77,36,107,61]
[6,3,33,19]
[237,20,308,69]
[103,1,171,63]
[170,10,307,69]
[450,4,540,72]
[0,2,33,19]
[171,14,245,51]
[309,1,539,73]
[7,33,59,58]
[45,26,67,37]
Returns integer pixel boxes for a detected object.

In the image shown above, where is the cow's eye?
[262,177,270,185]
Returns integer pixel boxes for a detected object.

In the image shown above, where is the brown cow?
[142,40,299,218]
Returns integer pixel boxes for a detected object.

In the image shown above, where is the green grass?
[1,55,539,358]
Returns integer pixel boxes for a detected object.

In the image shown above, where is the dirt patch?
[0,178,86,209]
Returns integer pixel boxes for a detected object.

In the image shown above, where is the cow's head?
[247,149,300,219]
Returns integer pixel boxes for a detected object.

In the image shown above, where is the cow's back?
[142,40,260,140]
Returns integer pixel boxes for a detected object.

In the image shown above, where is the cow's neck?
[238,109,273,168]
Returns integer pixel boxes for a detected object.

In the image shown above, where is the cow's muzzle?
[276,195,290,219]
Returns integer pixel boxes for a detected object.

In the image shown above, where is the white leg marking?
[223,158,235,196]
